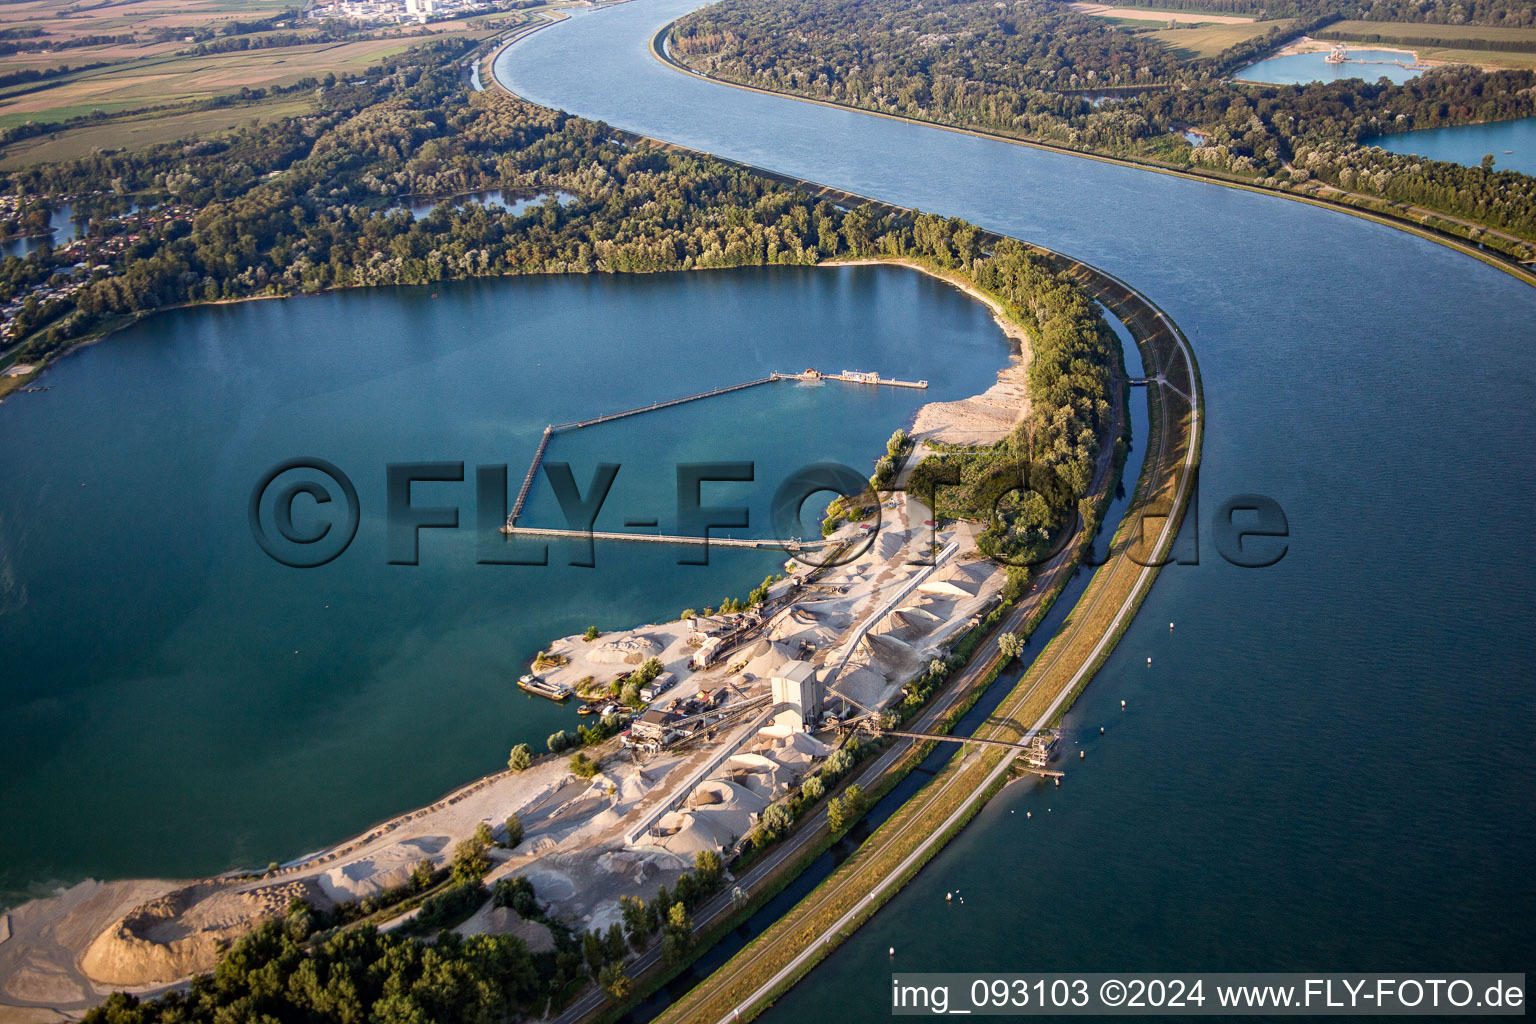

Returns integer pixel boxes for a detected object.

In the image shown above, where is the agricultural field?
[0,94,314,168]
[1318,19,1536,69]
[1146,20,1295,59]
[1068,3,1256,25]
[1,0,290,41]
[1,36,427,124]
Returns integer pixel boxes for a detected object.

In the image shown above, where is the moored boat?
[518,674,572,701]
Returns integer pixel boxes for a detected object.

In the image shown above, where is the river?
[495,0,1536,1004]
[0,265,1012,904]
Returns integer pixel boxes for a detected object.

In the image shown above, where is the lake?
[0,265,1012,904]
[1,202,87,260]
[497,0,1536,1006]
[1372,116,1536,176]
[399,189,578,221]
[1235,48,1424,85]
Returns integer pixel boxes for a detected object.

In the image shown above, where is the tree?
[660,902,694,965]
[451,836,490,884]
[547,730,573,754]
[473,822,495,849]
[801,775,825,802]
[598,962,633,1001]
[693,849,723,892]
[504,813,523,850]
[887,427,910,458]
[604,923,627,963]
[760,802,793,839]
[829,786,866,833]
[569,752,598,779]
[619,894,652,949]
[410,857,435,892]
[998,631,1026,660]
[584,625,600,641]
[583,930,605,978]
[492,875,538,917]
[827,795,847,832]
[507,743,533,771]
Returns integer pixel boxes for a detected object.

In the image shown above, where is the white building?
[769,661,822,731]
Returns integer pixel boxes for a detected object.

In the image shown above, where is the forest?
[669,0,1536,250]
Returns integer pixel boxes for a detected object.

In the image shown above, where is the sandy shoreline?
[823,258,1032,446]
[1274,35,1424,61]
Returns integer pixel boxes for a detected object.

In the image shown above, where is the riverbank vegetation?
[668,0,1536,257]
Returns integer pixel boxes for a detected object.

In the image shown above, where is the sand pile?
[81,878,320,986]
[318,835,449,902]
[588,635,659,665]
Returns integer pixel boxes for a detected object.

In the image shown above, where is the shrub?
[451,836,491,884]
[507,743,533,771]
[492,875,539,917]
[413,880,487,932]
[504,814,523,849]
[569,752,598,779]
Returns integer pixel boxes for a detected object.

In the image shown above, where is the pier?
[509,425,554,523]
[499,524,826,550]
[779,368,928,389]
[503,368,927,528]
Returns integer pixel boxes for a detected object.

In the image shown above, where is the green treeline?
[670,0,1536,248]
[907,238,1116,563]
[1316,28,1536,51]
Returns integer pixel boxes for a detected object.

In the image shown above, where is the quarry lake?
[1372,116,1536,176]
[0,264,1013,903]
[499,0,1536,1004]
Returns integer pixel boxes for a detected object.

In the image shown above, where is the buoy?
[1121,699,1126,708]
[1147,656,1152,667]
[1100,726,1105,734]
[1027,811,1032,818]
[946,892,953,902]
[1169,622,1174,631]
[1080,750,1085,759]
[889,947,895,957]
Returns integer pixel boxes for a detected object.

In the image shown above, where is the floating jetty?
[502,368,927,528]
[781,368,928,389]
[1323,44,1429,70]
